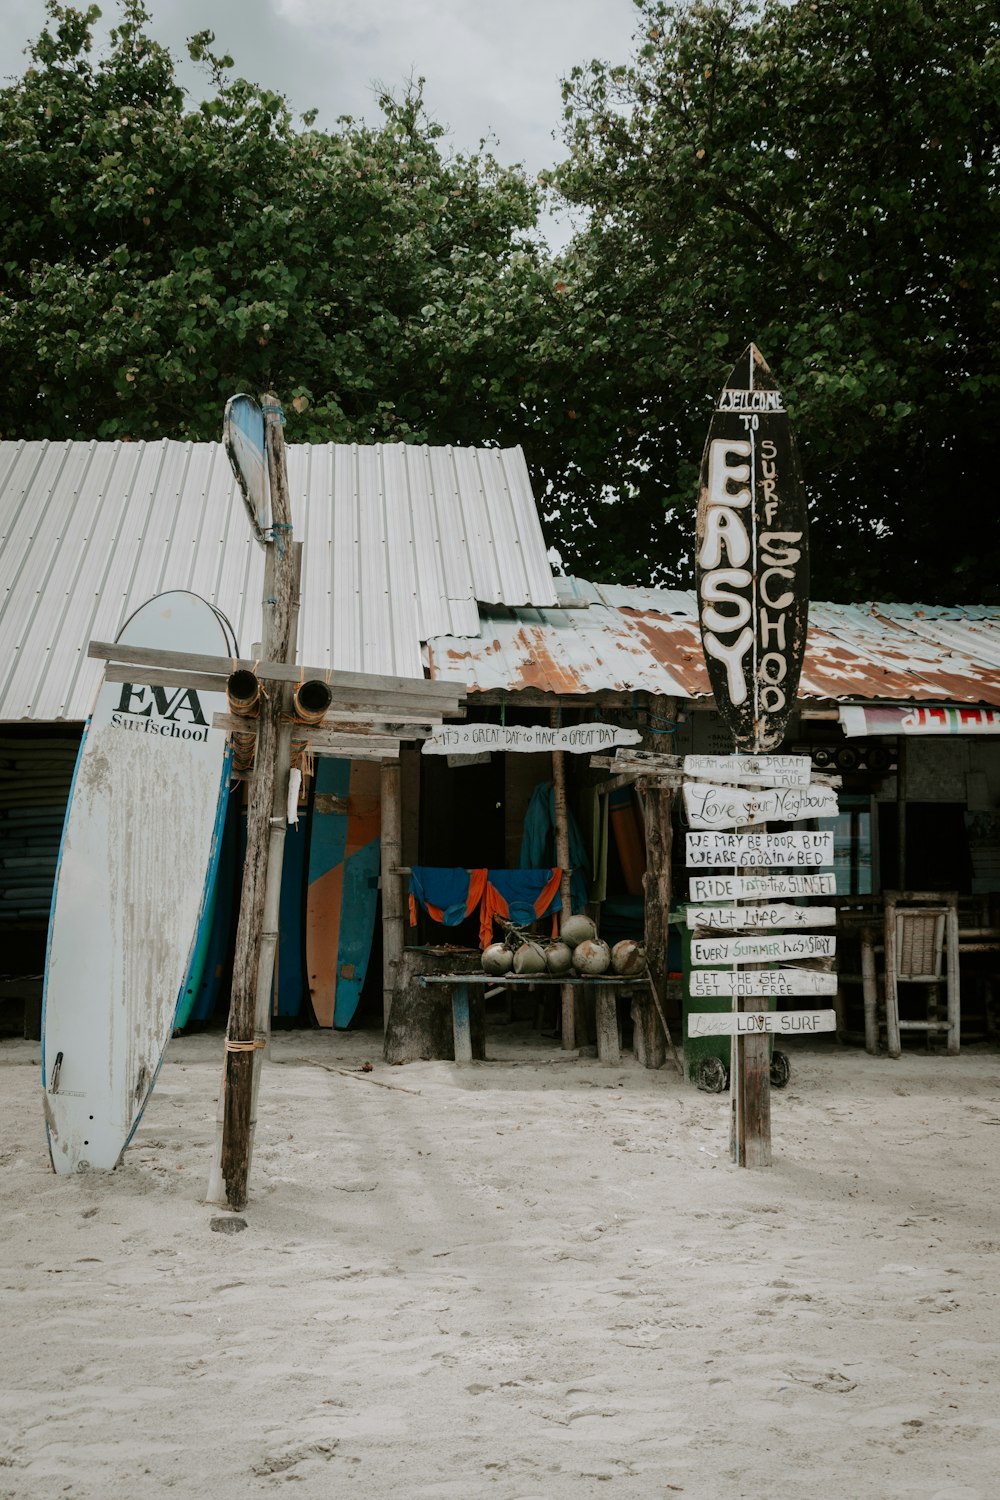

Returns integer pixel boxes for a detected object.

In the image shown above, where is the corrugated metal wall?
[0,438,556,721]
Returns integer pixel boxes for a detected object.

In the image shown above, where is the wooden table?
[417,974,650,1065]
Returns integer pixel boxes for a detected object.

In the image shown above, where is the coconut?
[611,939,646,977]
[512,940,547,975]
[572,937,611,975]
[560,913,597,948]
[482,942,513,975]
[543,940,573,976]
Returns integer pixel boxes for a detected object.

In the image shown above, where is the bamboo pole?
[210,395,297,1211]
[381,759,404,1031]
[550,707,575,1050]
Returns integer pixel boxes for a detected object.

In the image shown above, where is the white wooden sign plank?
[686,831,834,868]
[691,932,836,965]
[687,1009,837,1038]
[688,968,838,998]
[683,753,812,788]
[421,723,641,756]
[683,780,839,830]
[689,873,838,901]
[686,903,837,931]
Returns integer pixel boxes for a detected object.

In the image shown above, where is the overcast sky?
[1,0,640,245]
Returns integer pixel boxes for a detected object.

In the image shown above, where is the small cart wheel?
[770,1050,791,1089]
[697,1055,729,1094]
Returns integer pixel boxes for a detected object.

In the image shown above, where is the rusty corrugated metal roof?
[0,438,553,721]
[425,585,1000,706]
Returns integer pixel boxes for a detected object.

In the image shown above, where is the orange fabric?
[479,883,509,949]
[410,869,487,932]
[533,866,563,920]
[479,867,563,949]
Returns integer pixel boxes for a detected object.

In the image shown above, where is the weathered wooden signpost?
[691,345,828,1167]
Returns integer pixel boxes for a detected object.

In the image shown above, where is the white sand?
[1,1027,997,1500]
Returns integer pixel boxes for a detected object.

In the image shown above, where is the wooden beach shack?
[1,437,999,1064]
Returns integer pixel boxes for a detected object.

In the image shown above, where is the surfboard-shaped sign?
[695,345,808,751]
[224,392,269,545]
[42,592,236,1173]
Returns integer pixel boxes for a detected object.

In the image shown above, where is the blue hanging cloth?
[518,782,590,913]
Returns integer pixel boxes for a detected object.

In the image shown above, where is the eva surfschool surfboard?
[42,592,236,1173]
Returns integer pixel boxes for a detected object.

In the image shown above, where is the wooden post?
[214,395,296,1211]
[381,759,404,1031]
[731,823,772,1169]
[896,737,907,888]
[595,983,621,1064]
[861,924,879,1053]
[638,775,673,1069]
[550,707,575,1050]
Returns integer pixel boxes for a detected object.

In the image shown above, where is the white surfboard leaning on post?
[42,592,236,1175]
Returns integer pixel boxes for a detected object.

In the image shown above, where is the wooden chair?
[883,891,960,1057]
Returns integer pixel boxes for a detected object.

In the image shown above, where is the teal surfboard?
[305,759,381,1029]
[236,810,308,1020]
[174,788,239,1030]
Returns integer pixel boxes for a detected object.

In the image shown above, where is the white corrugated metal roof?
[0,438,555,722]
[424,584,1000,706]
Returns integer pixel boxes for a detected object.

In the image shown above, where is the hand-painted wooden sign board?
[683,754,811,788]
[421,723,641,756]
[683,779,838,830]
[686,831,834,867]
[692,931,836,965]
[695,345,808,751]
[688,1009,836,1038]
[686,903,837,931]
[224,392,269,545]
[690,872,838,901]
[689,968,837,998]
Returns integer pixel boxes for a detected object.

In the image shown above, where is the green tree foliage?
[544,0,1000,601]
[0,1,542,446]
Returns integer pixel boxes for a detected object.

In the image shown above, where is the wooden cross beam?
[88,640,466,713]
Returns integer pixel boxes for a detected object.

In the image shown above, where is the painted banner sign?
[686,831,834,868]
[688,1009,837,1038]
[683,753,812,788]
[690,872,838,902]
[840,704,1000,738]
[691,931,836,965]
[421,723,641,756]
[683,779,838,830]
[695,345,808,751]
[686,903,837,931]
[689,968,838,998]
[223,393,269,545]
